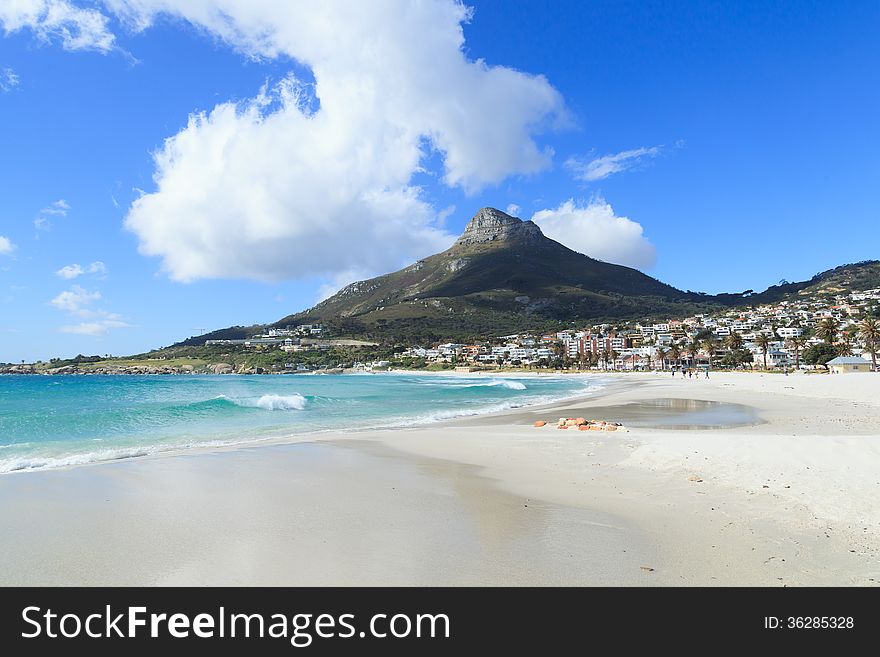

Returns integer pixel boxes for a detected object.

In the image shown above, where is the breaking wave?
[209,393,308,411]
[251,394,308,411]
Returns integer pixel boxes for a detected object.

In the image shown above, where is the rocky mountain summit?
[453,207,543,246]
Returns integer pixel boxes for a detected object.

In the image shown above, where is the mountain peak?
[454,207,543,247]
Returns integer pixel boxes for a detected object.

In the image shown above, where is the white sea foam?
[484,379,526,390]
[0,447,155,473]
[0,437,257,473]
[214,392,308,410]
[252,393,307,411]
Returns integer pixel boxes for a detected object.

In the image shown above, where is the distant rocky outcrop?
[1,363,207,376]
[0,364,36,374]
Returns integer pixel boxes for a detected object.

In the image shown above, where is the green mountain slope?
[711,260,880,306]
[175,209,877,346]
[271,208,716,341]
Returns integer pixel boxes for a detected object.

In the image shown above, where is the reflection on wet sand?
[566,398,761,430]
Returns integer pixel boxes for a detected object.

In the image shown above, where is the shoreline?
[1,371,877,585]
[0,370,608,476]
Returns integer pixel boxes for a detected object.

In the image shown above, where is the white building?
[749,346,790,368]
[438,343,464,357]
[776,327,804,338]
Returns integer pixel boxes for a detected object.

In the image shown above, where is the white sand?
[0,370,877,586]
[372,371,880,585]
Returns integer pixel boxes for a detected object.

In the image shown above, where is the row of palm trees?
[815,316,879,369]
[647,316,879,371]
[557,316,879,371]
[650,340,712,370]
[646,333,747,370]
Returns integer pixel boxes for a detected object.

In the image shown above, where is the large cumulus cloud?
[108,1,566,281]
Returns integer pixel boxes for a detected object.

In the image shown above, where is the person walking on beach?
[705,368,709,379]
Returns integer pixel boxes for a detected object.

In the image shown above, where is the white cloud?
[0,0,115,52]
[59,316,130,336]
[56,264,84,279]
[43,199,70,215]
[505,203,521,217]
[59,322,107,335]
[88,260,107,275]
[50,283,129,335]
[34,199,70,231]
[435,204,456,228]
[56,260,107,279]
[50,284,101,314]
[0,67,19,91]
[0,236,15,255]
[566,145,662,182]
[106,0,565,282]
[531,198,656,270]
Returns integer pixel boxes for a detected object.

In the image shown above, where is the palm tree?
[725,332,744,351]
[599,350,609,370]
[561,350,572,369]
[607,349,619,370]
[702,338,717,369]
[816,318,838,344]
[859,317,879,370]
[656,346,669,371]
[669,344,682,368]
[837,333,853,357]
[686,340,700,369]
[785,336,805,370]
[755,333,771,370]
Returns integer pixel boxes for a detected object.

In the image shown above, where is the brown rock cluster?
[532,417,624,431]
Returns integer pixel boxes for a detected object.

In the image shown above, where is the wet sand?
[474,396,761,430]
[0,440,651,586]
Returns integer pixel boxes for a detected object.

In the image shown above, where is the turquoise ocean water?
[0,373,601,473]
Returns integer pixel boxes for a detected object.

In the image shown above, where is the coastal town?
[3,288,878,376]
[259,286,879,373]
[207,286,879,373]
[393,286,880,373]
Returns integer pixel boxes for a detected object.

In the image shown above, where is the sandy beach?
[1,371,878,586]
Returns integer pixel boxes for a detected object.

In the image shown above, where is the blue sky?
[1,0,878,362]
